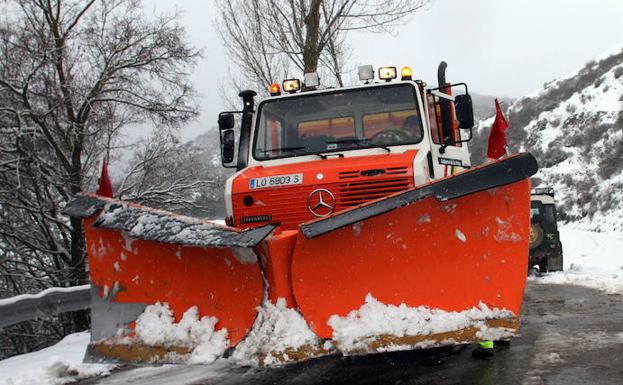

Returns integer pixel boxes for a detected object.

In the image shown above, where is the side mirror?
[218,113,235,130]
[454,94,474,129]
[221,129,235,165]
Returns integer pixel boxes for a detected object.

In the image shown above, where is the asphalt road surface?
[80,281,623,385]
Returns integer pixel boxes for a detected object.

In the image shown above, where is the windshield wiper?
[326,138,391,153]
[260,147,323,158]
[261,146,306,154]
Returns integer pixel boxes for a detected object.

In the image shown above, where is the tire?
[529,223,544,250]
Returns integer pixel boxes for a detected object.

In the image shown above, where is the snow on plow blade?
[63,195,274,364]
[291,153,537,354]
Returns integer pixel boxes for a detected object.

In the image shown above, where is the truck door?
[426,90,471,179]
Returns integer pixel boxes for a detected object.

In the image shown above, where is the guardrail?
[0,285,91,328]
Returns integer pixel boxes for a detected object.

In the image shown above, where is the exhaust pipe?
[236,90,257,170]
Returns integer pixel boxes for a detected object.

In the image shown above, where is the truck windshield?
[253,83,423,160]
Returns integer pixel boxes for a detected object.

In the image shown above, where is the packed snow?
[532,227,623,294]
[93,202,258,248]
[0,332,114,385]
[328,294,515,353]
[232,298,324,366]
[132,303,229,364]
[454,229,467,242]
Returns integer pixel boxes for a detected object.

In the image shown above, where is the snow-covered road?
[1,227,621,385]
[536,227,623,294]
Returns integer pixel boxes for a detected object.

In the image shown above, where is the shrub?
[540,147,570,168]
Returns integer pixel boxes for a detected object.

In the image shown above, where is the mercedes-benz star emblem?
[307,188,336,217]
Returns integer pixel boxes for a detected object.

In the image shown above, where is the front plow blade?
[63,195,272,364]
[291,154,536,354]
[301,152,537,238]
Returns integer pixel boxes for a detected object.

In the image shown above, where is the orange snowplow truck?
[64,62,537,365]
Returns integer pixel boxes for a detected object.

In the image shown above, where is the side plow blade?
[63,195,273,364]
[291,153,537,354]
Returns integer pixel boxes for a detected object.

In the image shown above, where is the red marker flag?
[96,158,113,197]
[486,99,510,160]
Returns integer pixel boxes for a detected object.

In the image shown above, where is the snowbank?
[533,227,623,294]
[232,298,324,366]
[0,332,114,385]
[132,303,229,364]
[328,294,515,353]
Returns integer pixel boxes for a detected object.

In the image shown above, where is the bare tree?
[0,0,200,357]
[216,0,431,91]
[117,129,220,214]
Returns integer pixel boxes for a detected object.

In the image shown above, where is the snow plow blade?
[301,152,538,239]
[63,194,273,364]
[291,153,537,355]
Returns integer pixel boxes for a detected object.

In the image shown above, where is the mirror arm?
[218,110,242,130]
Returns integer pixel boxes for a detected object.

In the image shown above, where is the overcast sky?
[150,0,623,140]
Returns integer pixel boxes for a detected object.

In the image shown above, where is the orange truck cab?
[219,63,475,232]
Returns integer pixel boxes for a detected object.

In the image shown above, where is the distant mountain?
[472,47,623,232]
[470,93,516,122]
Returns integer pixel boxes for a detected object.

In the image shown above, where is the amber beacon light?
[269,83,281,96]
[401,66,413,80]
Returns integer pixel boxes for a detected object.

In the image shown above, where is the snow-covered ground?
[1,227,621,385]
[0,332,114,385]
[533,226,623,294]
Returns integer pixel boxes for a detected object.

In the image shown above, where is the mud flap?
[63,195,273,363]
[291,154,537,353]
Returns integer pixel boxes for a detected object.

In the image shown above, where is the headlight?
[358,65,374,82]
[303,72,320,88]
[282,79,301,93]
[378,66,397,81]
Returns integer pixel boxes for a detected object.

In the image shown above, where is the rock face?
[472,47,623,232]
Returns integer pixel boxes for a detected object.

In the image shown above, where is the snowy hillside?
[474,47,623,232]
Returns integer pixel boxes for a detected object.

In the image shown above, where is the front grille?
[338,170,360,179]
[234,175,413,229]
[385,166,409,175]
[338,177,412,207]
[339,166,408,180]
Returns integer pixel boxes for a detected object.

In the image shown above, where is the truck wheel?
[529,223,544,250]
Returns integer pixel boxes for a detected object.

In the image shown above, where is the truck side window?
[427,94,442,144]
[427,93,462,147]
[255,116,283,156]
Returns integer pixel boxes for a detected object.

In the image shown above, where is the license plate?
[249,173,303,189]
